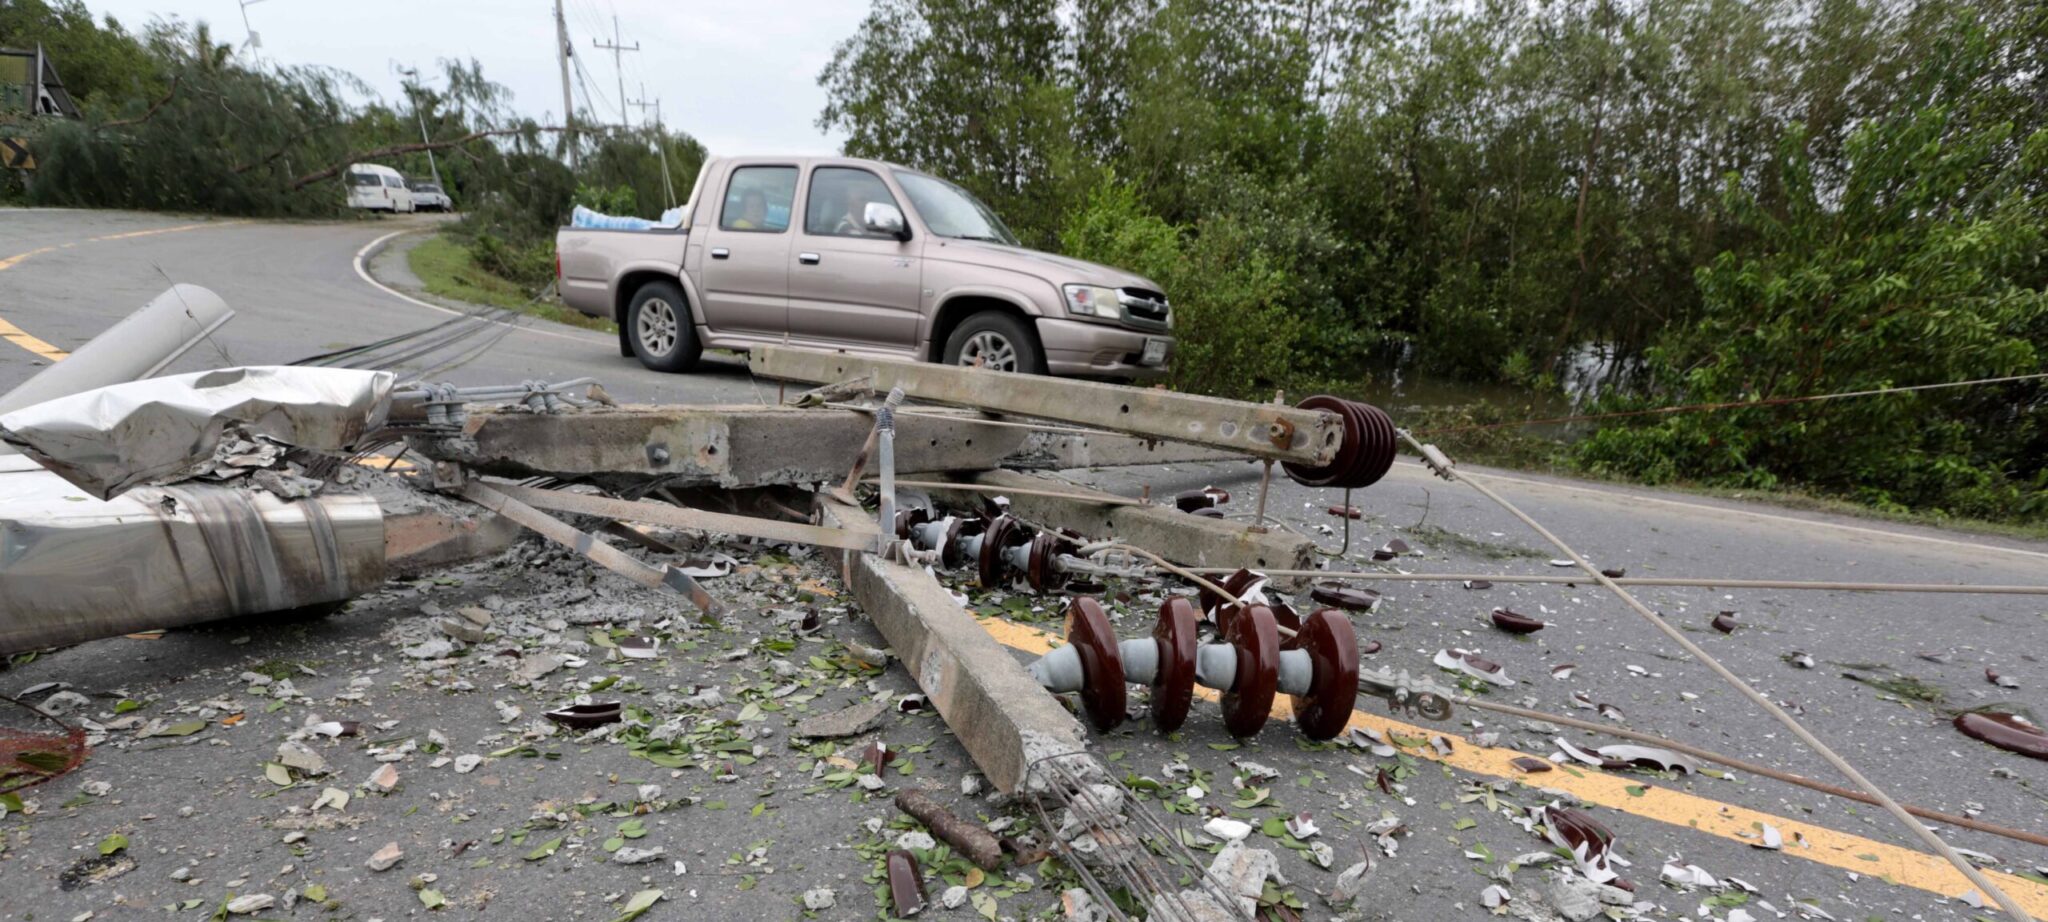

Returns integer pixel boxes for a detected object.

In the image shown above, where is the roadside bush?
[1059,175,1306,399]
[466,231,554,291]
[1573,107,2048,521]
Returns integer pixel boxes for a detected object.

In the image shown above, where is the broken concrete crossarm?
[749,346,1342,464]
[0,365,394,499]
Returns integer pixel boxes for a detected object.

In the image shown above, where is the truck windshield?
[892,171,1018,245]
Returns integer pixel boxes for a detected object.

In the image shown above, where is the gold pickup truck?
[555,155,1173,378]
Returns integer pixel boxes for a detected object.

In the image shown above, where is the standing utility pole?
[593,15,639,129]
[627,85,676,208]
[553,0,577,165]
[397,64,441,185]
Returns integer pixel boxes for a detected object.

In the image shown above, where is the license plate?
[1141,338,1168,365]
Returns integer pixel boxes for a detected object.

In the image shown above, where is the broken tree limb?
[458,481,717,615]
[895,789,1006,870]
[490,483,875,551]
[289,126,569,188]
[750,346,1342,464]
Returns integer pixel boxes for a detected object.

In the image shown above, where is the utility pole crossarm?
[593,15,640,130]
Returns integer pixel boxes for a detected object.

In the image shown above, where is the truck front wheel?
[627,280,701,373]
[942,311,1045,375]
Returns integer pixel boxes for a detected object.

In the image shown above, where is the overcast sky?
[77,0,868,154]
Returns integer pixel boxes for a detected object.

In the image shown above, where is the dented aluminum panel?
[0,366,394,500]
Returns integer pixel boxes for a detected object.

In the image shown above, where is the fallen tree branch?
[289,126,566,189]
[101,76,181,129]
[896,789,1005,870]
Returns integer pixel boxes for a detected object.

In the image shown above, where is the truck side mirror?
[863,202,910,241]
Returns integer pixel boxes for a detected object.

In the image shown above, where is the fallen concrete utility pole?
[815,496,1089,794]
[410,405,1034,489]
[0,453,388,654]
[750,346,1342,464]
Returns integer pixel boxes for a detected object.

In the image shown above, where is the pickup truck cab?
[555,156,1173,378]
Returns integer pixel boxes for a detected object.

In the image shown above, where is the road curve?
[0,208,765,403]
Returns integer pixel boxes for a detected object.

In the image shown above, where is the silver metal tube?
[0,284,235,426]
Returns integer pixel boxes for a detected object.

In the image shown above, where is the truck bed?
[555,225,687,320]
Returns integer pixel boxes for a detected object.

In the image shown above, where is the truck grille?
[1117,288,1171,331]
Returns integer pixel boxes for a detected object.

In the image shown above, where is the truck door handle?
[797,252,821,265]
[710,248,730,259]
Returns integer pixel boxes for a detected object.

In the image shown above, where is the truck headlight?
[1062,284,1120,319]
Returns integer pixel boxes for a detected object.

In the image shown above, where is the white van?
[345,163,415,213]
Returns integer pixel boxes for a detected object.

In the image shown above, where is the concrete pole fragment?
[816,497,1089,794]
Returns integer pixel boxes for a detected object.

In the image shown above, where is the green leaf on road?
[114,699,142,713]
[526,835,566,861]
[15,750,70,773]
[420,888,446,909]
[97,833,129,855]
[158,720,208,737]
[263,763,293,786]
[608,889,663,922]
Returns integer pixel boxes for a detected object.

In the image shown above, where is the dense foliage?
[822,0,2047,520]
[0,0,701,287]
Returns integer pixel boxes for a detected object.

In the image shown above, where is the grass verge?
[406,232,615,334]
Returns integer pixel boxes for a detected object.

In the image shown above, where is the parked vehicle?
[406,179,452,212]
[555,156,1172,378]
[345,163,414,214]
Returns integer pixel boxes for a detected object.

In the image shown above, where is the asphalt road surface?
[3,208,2046,922]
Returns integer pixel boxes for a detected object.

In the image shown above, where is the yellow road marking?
[0,314,69,361]
[0,220,246,362]
[0,245,55,272]
[975,615,2048,917]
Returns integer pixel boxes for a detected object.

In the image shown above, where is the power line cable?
[1412,373,2048,435]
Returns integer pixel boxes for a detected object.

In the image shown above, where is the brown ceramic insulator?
[895,507,931,540]
[1063,597,1127,731]
[1025,532,1061,592]
[885,850,928,916]
[1198,568,1265,630]
[1310,584,1380,611]
[1219,603,1280,738]
[936,517,969,570]
[1150,597,1201,733]
[1290,609,1360,741]
[1271,601,1304,646]
[977,515,1022,588]
[1280,395,1399,490]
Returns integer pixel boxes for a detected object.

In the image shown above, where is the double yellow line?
[0,220,245,362]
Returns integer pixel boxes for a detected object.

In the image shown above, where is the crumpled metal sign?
[0,366,393,499]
